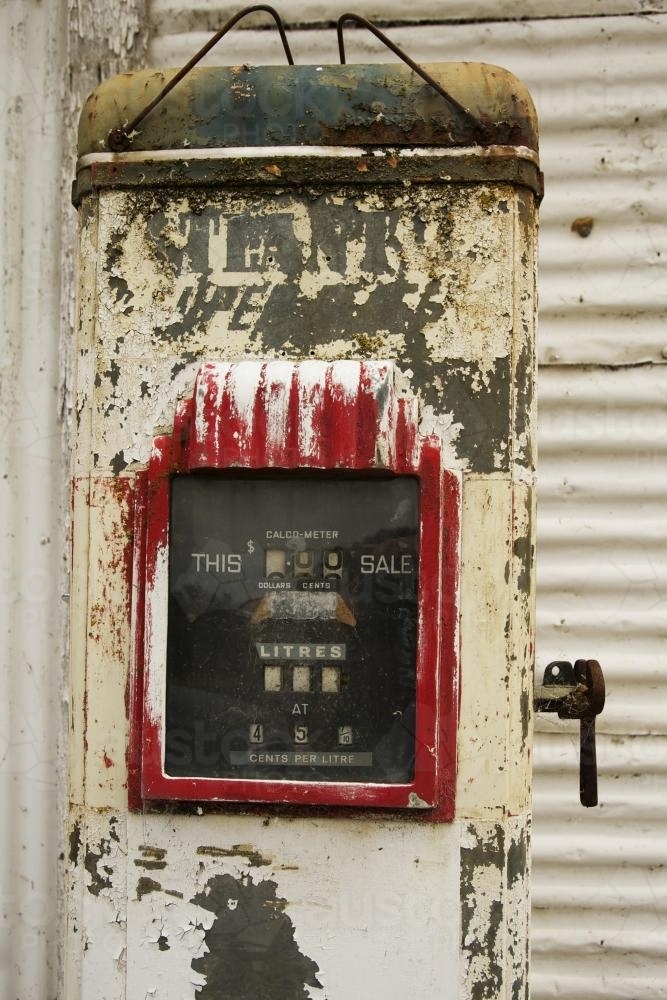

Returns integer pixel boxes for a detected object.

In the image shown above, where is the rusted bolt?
[107,127,132,153]
[571,216,594,238]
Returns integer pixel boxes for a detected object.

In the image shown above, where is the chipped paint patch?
[84,843,114,896]
[123,813,462,997]
[460,819,530,1000]
[137,877,162,901]
[419,402,466,471]
[460,823,505,1000]
[134,844,167,871]
[69,820,82,865]
[191,873,322,999]
[70,812,128,997]
[144,541,168,727]
[91,184,532,475]
[128,883,215,997]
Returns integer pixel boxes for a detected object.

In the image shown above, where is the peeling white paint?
[418,403,467,471]
[145,543,169,728]
[124,814,462,1000]
[87,183,527,472]
[226,361,263,441]
[296,361,328,459]
[264,360,297,457]
[128,892,214,999]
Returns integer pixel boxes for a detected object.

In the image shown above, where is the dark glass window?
[165,475,419,785]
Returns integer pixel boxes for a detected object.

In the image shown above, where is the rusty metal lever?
[534,659,606,807]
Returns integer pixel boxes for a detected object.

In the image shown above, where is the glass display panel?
[165,475,419,785]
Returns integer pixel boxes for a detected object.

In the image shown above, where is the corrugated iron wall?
[0,2,664,996]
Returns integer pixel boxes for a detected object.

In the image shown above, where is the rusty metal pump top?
[73,61,542,209]
[77,61,539,158]
[73,7,540,204]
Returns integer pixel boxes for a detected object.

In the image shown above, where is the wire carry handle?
[106,5,485,152]
[336,13,486,140]
[107,5,294,151]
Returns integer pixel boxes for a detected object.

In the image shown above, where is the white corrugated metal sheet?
[532,733,667,993]
[537,367,667,735]
[534,365,667,999]
[147,10,667,998]
[149,0,667,31]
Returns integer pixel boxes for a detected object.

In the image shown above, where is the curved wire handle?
[336,13,487,141]
[106,4,294,152]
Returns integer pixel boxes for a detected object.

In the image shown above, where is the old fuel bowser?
[66,13,601,999]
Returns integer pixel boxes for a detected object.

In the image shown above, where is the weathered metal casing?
[69,63,539,998]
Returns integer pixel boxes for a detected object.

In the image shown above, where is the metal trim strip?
[76,143,540,171]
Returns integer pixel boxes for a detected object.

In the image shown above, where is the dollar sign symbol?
[247,539,255,555]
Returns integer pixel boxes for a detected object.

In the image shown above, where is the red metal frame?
[130,362,459,819]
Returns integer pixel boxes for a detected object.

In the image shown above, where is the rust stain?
[134,844,167,870]
[196,844,272,867]
[571,215,594,237]
[88,601,105,631]
[133,858,167,870]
